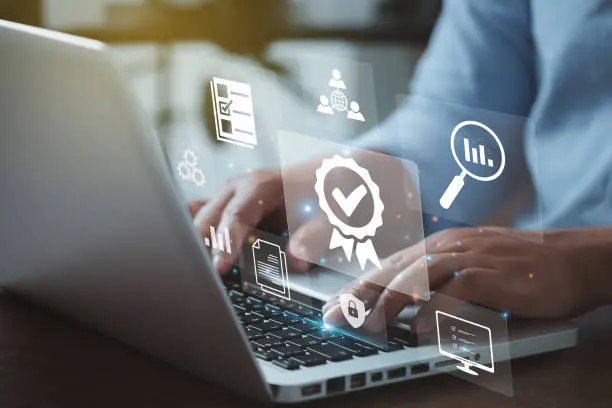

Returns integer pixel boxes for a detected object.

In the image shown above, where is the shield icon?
[339,293,367,329]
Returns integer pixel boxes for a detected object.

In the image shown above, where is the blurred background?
[0,0,441,197]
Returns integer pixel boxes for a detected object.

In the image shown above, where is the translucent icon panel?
[393,95,543,243]
[416,293,513,397]
[278,131,430,306]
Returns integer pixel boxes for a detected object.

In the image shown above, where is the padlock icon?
[348,300,359,318]
[339,294,367,329]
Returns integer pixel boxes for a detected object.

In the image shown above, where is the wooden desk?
[0,293,610,408]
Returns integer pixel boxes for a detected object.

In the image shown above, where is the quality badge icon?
[314,155,384,271]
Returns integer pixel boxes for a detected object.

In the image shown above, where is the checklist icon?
[210,77,258,149]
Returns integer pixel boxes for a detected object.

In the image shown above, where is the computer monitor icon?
[435,311,495,376]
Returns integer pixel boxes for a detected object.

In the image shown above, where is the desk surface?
[0,293,610,408]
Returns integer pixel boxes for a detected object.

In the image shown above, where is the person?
[347,101,366,122]
[190,0,612,329]
[316,95,335,115]
[328,68,347,89]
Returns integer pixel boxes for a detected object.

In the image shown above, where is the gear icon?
[314,155,384,241]
[191,168,206,187]
[176,161,194,182]
[183,149,198,167]
[177,149,207,187]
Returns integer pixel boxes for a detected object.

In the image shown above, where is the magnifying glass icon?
[439,121,506,210]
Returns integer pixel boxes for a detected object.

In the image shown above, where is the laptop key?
[269,328,302,340]
[381,340,404,352]
[308,343,354,362]
[241,314,263,325]
[290,352,327,367]
[271,314,301,326]
[272,359,300,371]
[329,338,378,357]
[389,327,418,348]
[293,305,316,318]
[251,320,284,333]
[225,282,241,292]
[229,290,245,300]
[247,333,265,341]
[271,344,306,358]
[233,304,247,314]
[252,336,284,349]
[288,335,321,348]
[309,330,338,341]
[253,349,277,361]
[290,322,319,334]
[260,309,283,319]
[245,326,264,340]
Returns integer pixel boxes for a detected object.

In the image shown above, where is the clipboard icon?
[210,77,258,149]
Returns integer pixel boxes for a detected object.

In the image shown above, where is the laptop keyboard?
[224,281,417,371]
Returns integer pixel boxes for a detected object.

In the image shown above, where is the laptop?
[0,20,577,403]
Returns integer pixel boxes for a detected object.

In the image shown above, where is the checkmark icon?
[219,99,233,115]
[332,184,367,217]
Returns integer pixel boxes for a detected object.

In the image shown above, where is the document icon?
[210,77,258,149]
[252,239,290,300]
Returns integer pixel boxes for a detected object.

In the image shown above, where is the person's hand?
[190,159,333,275]
[189,169,287,274]
[323,227,610,331]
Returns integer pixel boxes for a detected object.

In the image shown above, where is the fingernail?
[287,247,310,271]
[322,304,343,325]
[322,297,339,315]
[289,238,311,260]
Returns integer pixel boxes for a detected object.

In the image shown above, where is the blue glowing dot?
[456,241,462,246]
[323,323,333,330]
[228,162,234,168]
[453,270,460,277]
[426,255,434,262]
[299,200,317,219]
[232,267,239,275]
[320,258,326,264]
[501,311,511,320]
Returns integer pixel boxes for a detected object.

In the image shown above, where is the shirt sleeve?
[357,0,536,224]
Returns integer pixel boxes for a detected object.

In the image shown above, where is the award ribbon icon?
[314,155,384,271]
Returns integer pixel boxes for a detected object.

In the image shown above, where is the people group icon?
[316,69,366,122]
[328,68,346,89]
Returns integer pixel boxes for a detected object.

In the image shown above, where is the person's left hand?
[323,227,603,331]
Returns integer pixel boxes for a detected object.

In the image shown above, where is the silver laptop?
[0,20,577,403]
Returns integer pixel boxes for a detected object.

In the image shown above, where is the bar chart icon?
[204,226,232,254]
[463,138,494,168]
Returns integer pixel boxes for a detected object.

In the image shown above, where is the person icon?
[317,95,335,115]
[347,101,366,122]
[328,69,347,89]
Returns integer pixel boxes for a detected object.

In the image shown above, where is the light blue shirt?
[359,0,612,229]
